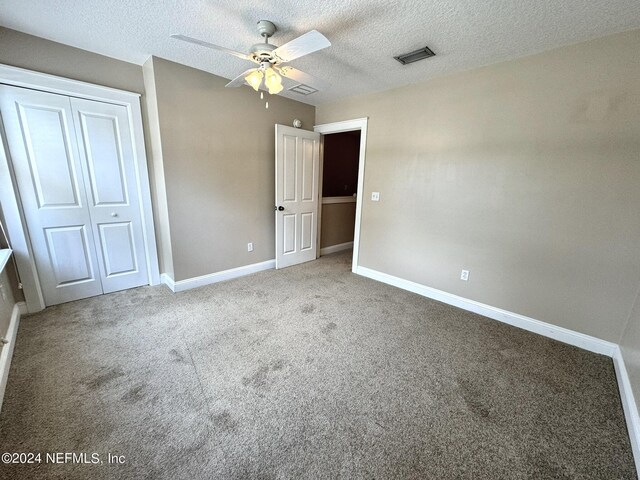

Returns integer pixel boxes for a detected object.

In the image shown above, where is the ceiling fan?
[171,20,330,95]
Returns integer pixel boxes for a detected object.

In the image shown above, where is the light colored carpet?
[0,250,635,479]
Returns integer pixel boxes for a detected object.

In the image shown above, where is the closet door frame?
[0,63,160,313]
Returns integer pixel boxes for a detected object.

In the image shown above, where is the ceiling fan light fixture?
[245,70,264,91]
[268,84,284,95]
[264,67,283,94]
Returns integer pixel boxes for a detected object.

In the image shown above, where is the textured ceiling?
[2,0,640,105]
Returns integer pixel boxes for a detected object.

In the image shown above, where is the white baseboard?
[0,301,25,413]
[355,266,617,357]
[160,273,175,292]
[161,259,276,293]
[320,241,354,256]
[613,346,640,475]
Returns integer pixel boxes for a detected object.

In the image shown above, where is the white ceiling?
[2,0,640,106]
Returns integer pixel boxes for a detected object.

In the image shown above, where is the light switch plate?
[371,192,380,201]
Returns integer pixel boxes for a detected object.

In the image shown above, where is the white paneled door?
[275,124,320,269]
[0,85,149,305]
[70,98,148,294]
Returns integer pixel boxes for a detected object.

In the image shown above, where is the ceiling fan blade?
[276,65,329,90]
[272,30,331,63]
[225,69,258,88]
[170,34,254,62]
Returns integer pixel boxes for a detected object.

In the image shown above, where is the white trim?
[0,249,11,273]
[322,196,357,204]
[316,136,324,258]
[162,260,275,293]
[320,241,354,256]
[356,266,617,357]
[0,64,141,103]
[0,302,25,413]
[0,63,160,311]
[126,93,160,287]
[160,273,175,292]
[314,118,368,275]
[613,346,640,475]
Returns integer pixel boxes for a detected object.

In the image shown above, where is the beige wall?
[0,27,144,94]
[317,29,640,343]
[621,287,640,408]
[321,203,355,249]
[148,57,315,281]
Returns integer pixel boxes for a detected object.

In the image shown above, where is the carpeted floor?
[0,250,635,479]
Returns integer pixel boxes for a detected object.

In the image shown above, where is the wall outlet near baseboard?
[460,270,469,281]
[371,192,380,201]
[247,243,254,252]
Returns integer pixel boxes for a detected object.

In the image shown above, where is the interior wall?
[317,28,640,343]
[0,27,144,94]
[320,203,355,249]
[149,57,315,281]
[322,132,360,197]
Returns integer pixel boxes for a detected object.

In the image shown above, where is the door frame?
[314,118,368,274]
[0,63,160,312]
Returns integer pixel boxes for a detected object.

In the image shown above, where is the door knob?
[111,212,118,217]
[275,206,284,211]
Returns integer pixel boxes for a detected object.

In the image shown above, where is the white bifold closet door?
[0,85,149,306]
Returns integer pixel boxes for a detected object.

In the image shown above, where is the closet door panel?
[71,98,149,293]
[0,85,103,305]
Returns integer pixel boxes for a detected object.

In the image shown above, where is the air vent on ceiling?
[394,46,436,65]
[288,84,318,95]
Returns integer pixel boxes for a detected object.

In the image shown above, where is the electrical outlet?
[247,242,254,252]
[371,192,380,201]
[460,270,469,281]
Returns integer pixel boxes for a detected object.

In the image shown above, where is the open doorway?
[314,118,368,273]
[318,130,360,255]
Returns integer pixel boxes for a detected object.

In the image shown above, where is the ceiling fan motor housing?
[256,20,276,38]
[250,42,277,63]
